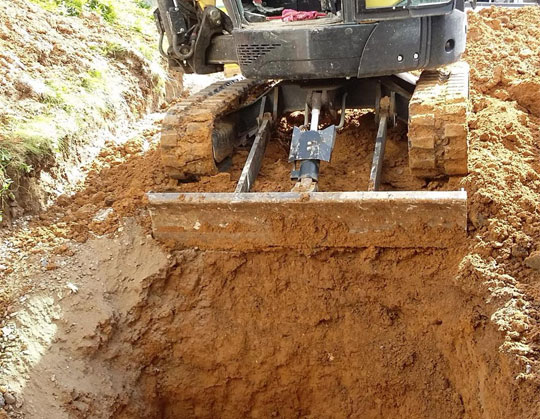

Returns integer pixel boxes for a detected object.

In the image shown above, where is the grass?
[102,40,129,58]
[88,0,117,22]
[30,0,157,30]
[135,0,152,9]
[0,0,164,221]
[30,0,118,22]
[81,68,104,89]
[0,136,41,222]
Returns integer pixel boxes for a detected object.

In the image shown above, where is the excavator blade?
[147,191,467,250]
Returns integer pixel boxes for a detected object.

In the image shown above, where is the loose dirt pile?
[251,113,428,192]
[2,6,540,419]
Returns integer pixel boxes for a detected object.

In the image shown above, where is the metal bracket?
[288,126,337,163]
[368,112,388,191]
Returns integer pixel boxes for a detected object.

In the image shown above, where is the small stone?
[511,245,528,259]
[1,327,13,337]
[4,392,16,405]
[519,48,532,58]
[469,209,485,229]
[0,394,4,408]
[66,282,79,294]
[524,251,540,271]
[92,207,114,223]
[46,262,60,271]
[105,196,116,207]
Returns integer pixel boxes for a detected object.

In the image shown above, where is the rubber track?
[408,61,469,177]
[160,78,264,179]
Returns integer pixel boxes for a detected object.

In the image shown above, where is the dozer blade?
[147,191,467,250]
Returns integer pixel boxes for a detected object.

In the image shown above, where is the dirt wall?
[0,0,166,223]
[116,247,533,418]
[11,228,537,418]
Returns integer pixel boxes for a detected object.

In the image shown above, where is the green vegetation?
[0,105,83,220]
[30,0,157,31]
[102,40,128,58]
[31,0,118,22]
[135,0,152,9]
[81,68,104,89]
[0,133,40,222]
[88,0,117,22]
[0,1,164,220]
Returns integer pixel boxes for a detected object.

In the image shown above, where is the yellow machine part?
[198,0,241,77]
[224,63,241,77]
[365,0,402,7]
[203,0,402,13]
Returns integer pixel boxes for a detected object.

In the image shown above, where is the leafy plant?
[135,0,152,9]
[0,148,15,222]
[102,41,129,59]
[31,0,117,21]
[58,0,85,16]
[0,177,14,222]
[88,0,117,22]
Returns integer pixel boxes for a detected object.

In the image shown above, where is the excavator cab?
[149,0,470,250]
[155,0,466,79]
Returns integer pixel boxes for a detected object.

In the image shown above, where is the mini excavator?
[148,0,470,249]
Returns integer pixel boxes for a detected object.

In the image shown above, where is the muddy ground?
[2,6,540,419]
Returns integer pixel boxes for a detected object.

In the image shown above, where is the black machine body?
[155,0,467,80]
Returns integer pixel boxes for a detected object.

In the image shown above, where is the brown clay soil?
[2,6,540,419]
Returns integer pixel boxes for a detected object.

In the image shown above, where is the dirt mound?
[457,5,540,410]
[462,8,540,297]
[10,109,435,249]
[1,112,421,252]
[467,7,540,103]
[2,6,540,419]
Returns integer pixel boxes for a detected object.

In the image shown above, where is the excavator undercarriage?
[148,0,470,249]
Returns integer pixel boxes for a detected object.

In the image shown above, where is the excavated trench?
[17,95,537,418]
[76,104,533,417]
[74,241,527,419]
[17,107,530,416]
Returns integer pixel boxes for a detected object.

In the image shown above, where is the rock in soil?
[525,251,540,271]
[3,393,16,406]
